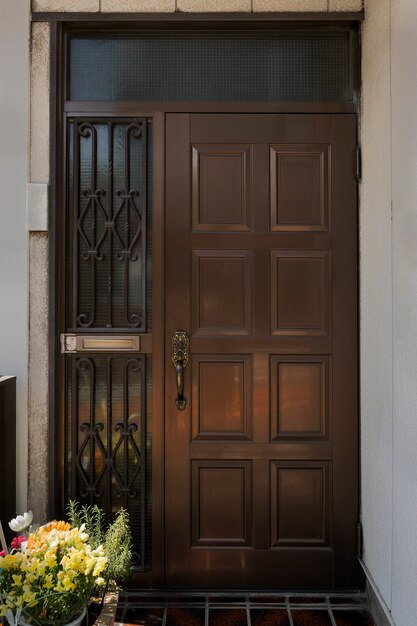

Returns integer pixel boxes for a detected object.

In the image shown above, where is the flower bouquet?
[0,518,107,626]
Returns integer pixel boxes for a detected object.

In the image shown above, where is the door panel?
[165,113,358,589]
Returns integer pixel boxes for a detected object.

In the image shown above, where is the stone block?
[101,0,175,11]
[32,0,99,10]
[329,0,363,10]
[252,0,327,10]
[28,233,49,524]
[30,22,50,184]
[177,0,251,11]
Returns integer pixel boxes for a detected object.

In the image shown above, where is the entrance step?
[115,592,374,625]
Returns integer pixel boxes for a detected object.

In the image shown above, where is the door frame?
[49,19,361,590]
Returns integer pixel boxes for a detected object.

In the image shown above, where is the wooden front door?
[165,113,358,590]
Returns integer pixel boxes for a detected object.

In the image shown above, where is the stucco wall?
[391,1,417,625]
[31,0,363,12]
[361,1,417,625]
[0,0,29,513]
[360,0,393,610]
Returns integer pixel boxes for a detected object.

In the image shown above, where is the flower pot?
[19,605,87,626]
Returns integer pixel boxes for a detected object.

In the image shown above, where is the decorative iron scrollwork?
[69,355,146,566]
[72,119,147,330]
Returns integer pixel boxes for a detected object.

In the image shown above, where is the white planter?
[19,605,87,626]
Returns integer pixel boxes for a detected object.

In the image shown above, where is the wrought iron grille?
[64,118,152,570]
[66,354,146,567]
[67,119,147,332]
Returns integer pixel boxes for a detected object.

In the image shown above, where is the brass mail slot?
[61,334,140,353]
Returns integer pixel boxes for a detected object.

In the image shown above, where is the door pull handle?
[172,331,189,411]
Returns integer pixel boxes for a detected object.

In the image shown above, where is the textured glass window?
[69,31,356,102]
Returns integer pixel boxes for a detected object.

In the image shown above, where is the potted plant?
[66,502,133,623]
[0,518,107,626]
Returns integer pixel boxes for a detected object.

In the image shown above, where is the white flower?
[8,511,33,533]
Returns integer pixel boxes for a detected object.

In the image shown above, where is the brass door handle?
[175,361,186,410]
[172,331,189,411]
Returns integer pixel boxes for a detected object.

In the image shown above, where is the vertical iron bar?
[71,356,78,500]
[141,120,147,333]
[91,125,97,329]
[72,122,80,331]
[141,355,146,568]
[107,356,112,517]
[89,358,96,506]
[107,123,113,328]
[123,359,129,514]
[124,125,130,327]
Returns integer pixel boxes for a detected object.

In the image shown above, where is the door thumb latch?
[172,331,189,410]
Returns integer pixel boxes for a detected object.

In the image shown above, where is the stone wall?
[31,0,363,12]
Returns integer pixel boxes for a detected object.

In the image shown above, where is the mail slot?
[61,334,141,353]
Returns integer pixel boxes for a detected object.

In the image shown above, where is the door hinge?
[357,521,363,559]
[356,145,362,181]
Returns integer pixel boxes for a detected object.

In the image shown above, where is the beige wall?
[31,0,363,12]
[360,0,393,611]
[0,0,29,514]
[27,21,50,523]
[390,1,417,625]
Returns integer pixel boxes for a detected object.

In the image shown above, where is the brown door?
[165,113,358,590]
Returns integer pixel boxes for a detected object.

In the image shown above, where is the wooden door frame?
[48,19,361,590]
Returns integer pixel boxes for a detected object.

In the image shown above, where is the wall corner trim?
[360,560,397,626]
[26,183,49,232]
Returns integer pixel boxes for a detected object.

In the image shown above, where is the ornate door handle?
[172,331,189,410]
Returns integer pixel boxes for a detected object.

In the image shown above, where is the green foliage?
[21,591,86,626]
[66,501,105,550]
[104,508,133,586]
[66,500,81,530]
[66,501,133,586]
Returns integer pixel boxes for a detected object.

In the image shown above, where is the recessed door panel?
[270,145,330,232]
[270,461,330,547]
[192,355,252,441]
[192,145,252,231]
[191,460,252,547]
[192,250,252,336]
[270,356,329,441]
[270,251,331,336]
[165,113,358,589]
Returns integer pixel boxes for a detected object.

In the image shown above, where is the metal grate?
[66,354,146,568]
[64,119,153,571]
[69,31,357,102]
[66,119,147,331]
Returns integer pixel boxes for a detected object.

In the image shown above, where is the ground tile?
[249,595,286,604]
[208,596,246,605]
[289,596,327,604]
[209,608,248,625]
[125,595,167,604]
[167,596,206,604]
[165,607,206,625]
[119,607,165,625]
[332,609,376,626]
[250,608,290,626]
[291,609,332,626]
[330,597,367,606]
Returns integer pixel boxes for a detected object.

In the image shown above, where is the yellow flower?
[45,550,57,569]
[62,575,75,592]
[43,574,54,590]
[12,575,22,587]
